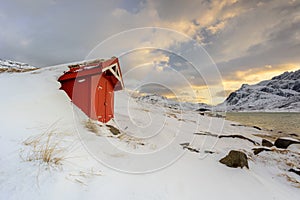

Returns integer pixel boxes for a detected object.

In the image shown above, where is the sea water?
[225,112,300,135]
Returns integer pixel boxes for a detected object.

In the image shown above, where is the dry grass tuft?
[166,112,177,119]
[66,168,102,186]
[21,130,66,168]
[116,133,145,148]
[84,119,99,134]
[0,67,37,73]
[280,174,300,188]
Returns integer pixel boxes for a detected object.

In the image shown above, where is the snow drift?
[0,64,299,200]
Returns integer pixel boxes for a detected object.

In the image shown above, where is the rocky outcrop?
[194,132,259,146]
[288,168,300,176]
[219,150,249,169]
[274,138,300,149]
[262,139,273,147]
[252,147,272,155]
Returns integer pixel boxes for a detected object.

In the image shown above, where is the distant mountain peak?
[220,69,300,111]
[136,93,211,111]
[271,69,300,80]
[0,59,38,73]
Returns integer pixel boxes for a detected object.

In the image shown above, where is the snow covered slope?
[0,64,299,200]
[218,69,300,111]
[0,59,38,73]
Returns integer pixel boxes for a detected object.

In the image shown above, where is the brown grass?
[84,119,99,134]
[0,67,37,73]
[66,168,102,186]
[115,133,145,148]
[280,174,300,188]
[21,130,66,167]
[166,112,177,119]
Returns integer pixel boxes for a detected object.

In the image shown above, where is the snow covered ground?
[0,59,37,73]
[0,65,299,200]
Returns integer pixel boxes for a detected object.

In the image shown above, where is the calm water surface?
[226,112,300,135]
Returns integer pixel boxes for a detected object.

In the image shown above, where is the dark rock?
[180,143,200,153]
[225,92,238,105]
[231,124,243,127]
[194,132,218,137]
[219,134,259,146]
[252,147,271,155]
[180,142,190,147]
[183,146,199,153]
[262,139,273,147]
[292,81,300,92]
[252,126,262,130]
[274,138,300,149]
[194,132,259,145]
[204,150,215,154]
[106,125,121,135]
[289,133,299,137]
[288,168,300,176]
[196,108,210,112]
[219,150,249,169]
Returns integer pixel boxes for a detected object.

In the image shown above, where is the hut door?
[96,77,106,122]
[105,79,114,121]
[97,77,114,122]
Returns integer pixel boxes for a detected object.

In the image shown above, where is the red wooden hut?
[58,57,124,123]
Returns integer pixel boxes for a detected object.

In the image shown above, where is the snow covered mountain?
[218,69,300,111]
[0,59,37,73]
[136,93,211,111]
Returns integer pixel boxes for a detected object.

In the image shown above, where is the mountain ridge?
[218,69,300,111]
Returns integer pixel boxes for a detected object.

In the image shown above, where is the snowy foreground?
[0,65,299,200]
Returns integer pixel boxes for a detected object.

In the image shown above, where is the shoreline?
[224,113,300,141]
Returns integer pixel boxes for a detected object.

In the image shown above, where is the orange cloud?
[163,84,226,105]
[150,0,243,43]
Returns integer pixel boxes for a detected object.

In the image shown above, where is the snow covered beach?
[0,65,299,200]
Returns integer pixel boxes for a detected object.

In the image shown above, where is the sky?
[1,0,300,104]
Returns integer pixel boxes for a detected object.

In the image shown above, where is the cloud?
[215,90,234,98]
[0,0,240,66]
[0,0,299,104]
[206,0,300,66]
[221,63,300,92]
